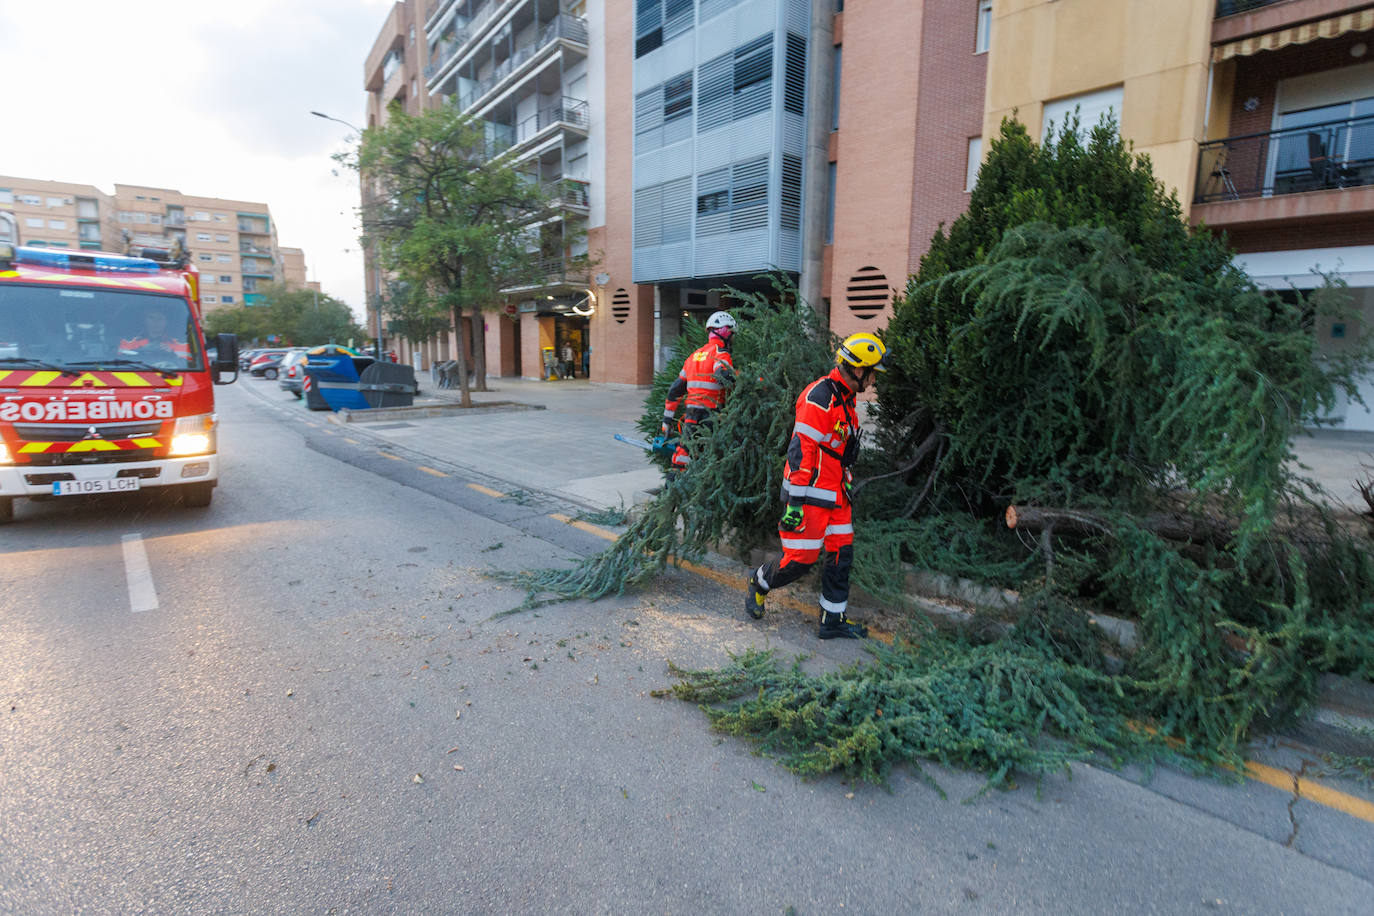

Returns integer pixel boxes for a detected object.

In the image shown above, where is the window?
[219,275,233,283]
[149,214,162,225]
[203,296,218,304]
[696,156,769,236]
[193,211,210,221]
[976,1,992,54]
[24,217,44,229]
[217,254,232,262]
[966,136,982,191]
[196,233,212,241]
[409,24,415,44]
[698,35,774,132]
[243,277,258,293]
[0,190,12,204]
[784,33,806,116]
[76,198,97,218]
[831,45,842,131]
[48,219,66,230]
[221,295,234,304]
[1042,86,1122,143]
[19,194,42,206]
[634,177,691,247]
[132,212,148,223]
[198,254,213,262]
[213,213,226,222]
[117,211,131,223]
[636,71,693,152]
[78,223,101,241]
[202,276,215,285]
[825,161,837,243]
[780,154,802,232]
[215,233,228,242]
[46,197,65,208]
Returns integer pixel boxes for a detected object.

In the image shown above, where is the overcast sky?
[0,0,394,316]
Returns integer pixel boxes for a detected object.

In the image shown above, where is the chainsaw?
[614,432,677,457]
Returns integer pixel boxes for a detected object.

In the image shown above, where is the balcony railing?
[1194,114,1374,203]
[164,213,186,227]
[425,0,524,81]
[240,243,272,256]
[542,177,590,210]
[505,256,586,292]
[1215,0,1285,16]
[455,15,589,110]
[485,98,590,157]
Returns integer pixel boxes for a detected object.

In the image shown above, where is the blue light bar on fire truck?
[8,246,163,273]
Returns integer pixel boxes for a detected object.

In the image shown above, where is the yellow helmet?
[836,332,888,373]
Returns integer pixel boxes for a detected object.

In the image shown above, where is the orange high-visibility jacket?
[663,339,734,422]
[783,367,859,509]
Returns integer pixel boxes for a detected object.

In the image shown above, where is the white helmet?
[705,311,736,331]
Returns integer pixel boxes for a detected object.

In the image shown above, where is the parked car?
[248,348,292,379]
[277,349,311,398]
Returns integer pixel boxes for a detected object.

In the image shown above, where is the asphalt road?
[1,383,1372,914]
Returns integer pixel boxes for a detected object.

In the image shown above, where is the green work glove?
[779,504,805,532]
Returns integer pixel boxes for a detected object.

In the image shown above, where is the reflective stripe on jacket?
[782,367,858,510]
[664,339,734,417]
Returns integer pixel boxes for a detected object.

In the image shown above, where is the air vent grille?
[612,288,631,324]
[846,267,890,320]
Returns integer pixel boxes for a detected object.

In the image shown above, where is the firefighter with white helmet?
[661,311,737,471]
[745,331,888,639]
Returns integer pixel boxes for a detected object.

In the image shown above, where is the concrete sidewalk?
[328,377,663,511]
[329,374,1374,516]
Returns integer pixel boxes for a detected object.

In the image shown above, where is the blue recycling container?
[303,351,419,411]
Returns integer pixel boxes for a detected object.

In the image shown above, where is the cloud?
[0,0,397,314]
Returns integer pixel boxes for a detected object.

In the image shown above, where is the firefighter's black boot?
[746,568,766,620]
[818,610,867,640]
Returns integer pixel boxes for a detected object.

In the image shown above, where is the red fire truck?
[0,241,238,522]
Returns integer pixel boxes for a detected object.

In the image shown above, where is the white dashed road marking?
[121,534,159,613]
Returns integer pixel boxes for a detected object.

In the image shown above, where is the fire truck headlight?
[169,413,217,457]
[0,442,11,465]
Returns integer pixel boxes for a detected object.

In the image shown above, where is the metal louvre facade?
[632,0,809,285]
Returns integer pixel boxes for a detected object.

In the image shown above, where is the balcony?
[164,212,186,228]
[1195,114,1374,203]
[240,243,272,256]
[487,97,589,158]
[542,177,590,211]
[502,256,587,293]
[455,15,588,111]
[1215,0,1284,15]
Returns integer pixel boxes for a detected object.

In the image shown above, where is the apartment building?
[366,1,1374,411]
[0,177,119,253]
[279,247,320,293]
[0,175,299,314]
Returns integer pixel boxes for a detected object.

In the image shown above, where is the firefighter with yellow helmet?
[745,331,887,639]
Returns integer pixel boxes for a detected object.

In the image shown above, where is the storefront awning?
[1213,8,1374,62]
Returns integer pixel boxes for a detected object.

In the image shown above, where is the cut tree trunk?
[471,311,488,391]
[1005,505,1234,548]
[451,305,472,407]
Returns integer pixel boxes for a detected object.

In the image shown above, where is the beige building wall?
[279,246,313,291]
[0,176,118,252]
[982,0,1214,213]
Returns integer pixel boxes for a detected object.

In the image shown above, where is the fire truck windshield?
[0,284,204,373]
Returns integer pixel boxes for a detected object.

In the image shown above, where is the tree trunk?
[1005,505,1234,548]
[452,305,472,408]
[471,311,489,391]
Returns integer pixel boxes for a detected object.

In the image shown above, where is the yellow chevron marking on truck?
[67,440,120,452]
[68,372,108,387]
[132,438,161,448]
[20,372,60,386]
[18,442,53,453]
[111,372,152,387]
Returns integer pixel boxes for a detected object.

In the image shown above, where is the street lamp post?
[310,110,382,361]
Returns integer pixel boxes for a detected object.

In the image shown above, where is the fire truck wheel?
[182,483,214,508]
[0,497,12,524]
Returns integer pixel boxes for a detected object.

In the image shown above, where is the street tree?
[203,285,365,348]
[345,105,549,407]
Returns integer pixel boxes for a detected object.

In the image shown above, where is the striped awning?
[1213,7,1374,62]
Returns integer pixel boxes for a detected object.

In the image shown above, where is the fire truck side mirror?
[213,333,240,385]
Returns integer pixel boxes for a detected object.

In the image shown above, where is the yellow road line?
[467,483,505,498]
[344,437,359,445]
[417,466,449,478]
[1245,761,1374,825]
[377,451,403,461]
[549,513,619,541]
